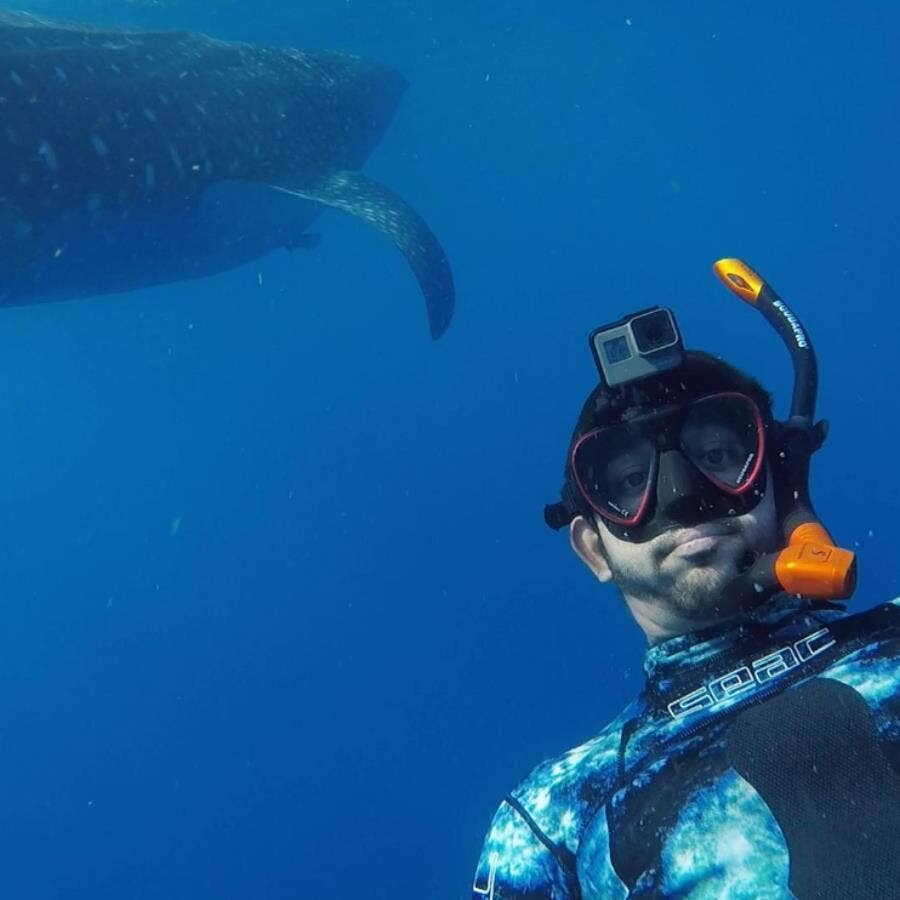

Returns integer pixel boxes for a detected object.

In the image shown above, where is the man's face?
[570,475,779,639]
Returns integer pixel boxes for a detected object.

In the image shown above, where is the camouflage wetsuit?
[473,595,900,899]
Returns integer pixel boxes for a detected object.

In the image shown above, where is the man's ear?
[569,515,613,583]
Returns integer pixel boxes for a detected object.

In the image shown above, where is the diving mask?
[571,392,767,542]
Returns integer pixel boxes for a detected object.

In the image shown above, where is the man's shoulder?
[825,596,900,662]
[817,596,900,701]
[502,701,641,843]
[473,702,642,895]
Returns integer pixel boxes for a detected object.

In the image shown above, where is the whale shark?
[0,9,454,338]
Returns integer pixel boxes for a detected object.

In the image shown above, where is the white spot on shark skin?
[144,162,155,189]
[54,66,67,83]
[37,139,58,172]
[143,107,157,124]
[90,134,108,158]
[9,70,24,88]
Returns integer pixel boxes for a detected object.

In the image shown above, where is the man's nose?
[655,450,720,525]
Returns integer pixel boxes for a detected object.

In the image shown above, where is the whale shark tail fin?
[271,172,454,339]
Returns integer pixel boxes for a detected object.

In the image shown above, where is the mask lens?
[680,394,764,492]
[572,426,656,524]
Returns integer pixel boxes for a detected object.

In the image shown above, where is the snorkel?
[712,259,856,604]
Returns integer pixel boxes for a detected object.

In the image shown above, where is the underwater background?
[2,1,898,896]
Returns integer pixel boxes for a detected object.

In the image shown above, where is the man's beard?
[606,524,753,621]
[664,561,745,619]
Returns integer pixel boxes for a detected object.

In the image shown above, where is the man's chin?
[667,562,745,620]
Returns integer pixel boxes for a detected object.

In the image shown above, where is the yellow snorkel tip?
[712,258,764,305]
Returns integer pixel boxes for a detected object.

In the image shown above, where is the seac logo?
[667,627,836,720]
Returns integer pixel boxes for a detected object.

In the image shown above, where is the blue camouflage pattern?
[473,596,900,899]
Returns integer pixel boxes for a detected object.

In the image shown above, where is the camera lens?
[631,309,677,353]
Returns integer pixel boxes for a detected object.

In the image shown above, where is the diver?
[472,260,900,899]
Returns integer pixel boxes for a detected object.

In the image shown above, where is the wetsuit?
[473,595,900,899]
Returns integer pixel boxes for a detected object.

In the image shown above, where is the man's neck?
[624,593,745,645]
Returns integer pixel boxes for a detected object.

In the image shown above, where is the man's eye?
[698,443,739,469]
[621,470,648,490]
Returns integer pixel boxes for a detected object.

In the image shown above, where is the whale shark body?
[0,10,454,337]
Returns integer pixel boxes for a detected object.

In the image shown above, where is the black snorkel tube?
[712,259,857,604]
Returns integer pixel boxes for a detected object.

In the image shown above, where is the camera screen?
[603,335,631,364]
[631,309,677,354]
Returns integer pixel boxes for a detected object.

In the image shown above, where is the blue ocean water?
[2,1,898,897]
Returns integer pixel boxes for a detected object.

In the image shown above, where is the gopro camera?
[588,306,684,387]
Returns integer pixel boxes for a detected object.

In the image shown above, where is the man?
[472,268,900,899]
